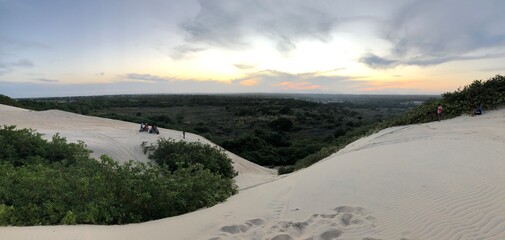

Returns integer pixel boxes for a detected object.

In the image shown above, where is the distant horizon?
[0,92,441,100]
[5,91,441,100]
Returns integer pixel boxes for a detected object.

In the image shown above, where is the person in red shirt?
[437,104,443,121]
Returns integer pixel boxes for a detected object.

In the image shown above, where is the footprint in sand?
[246,218,264,226]
[219,224,250,234]
[319,229,343,239]
[271,221,308,235]
[270,233,294,240]
[219,218,265,235]
[209,206,381,240]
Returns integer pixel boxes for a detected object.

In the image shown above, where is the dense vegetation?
[0,94,19,106]
[381,75,505,127]
[284,75,505,173]
[10,94,431,168]
[142,138,236,179]
[0,126,236,226]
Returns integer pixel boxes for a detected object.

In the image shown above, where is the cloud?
[171,44,206,59]
[359,54,398,69]
[122,73,175,83]
[240,69,393,93]
[178,0,366,55]
[232,70,305,89]
[233,64,256,70]
[362,0,505,68]
[404,53,505,66]
[0,63,8,75]
[1,69,365,98]
[180,0,478,63]
[0,79,233,98]
[1,68,436,98]
[10,59,33,68]
[34,78,58,83]
[239,78,259,86]
[360,51,505,69]
[273,81,320,90]
[231,69,361,93]
[0,35,50,51]
[0,58,34,75]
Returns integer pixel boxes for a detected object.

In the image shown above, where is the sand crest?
[1,104,505,240]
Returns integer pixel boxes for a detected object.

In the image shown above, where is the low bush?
[381,75,505,128]
[0,126,237,226]
[143,138,237,179]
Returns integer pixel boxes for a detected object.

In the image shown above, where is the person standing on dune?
[437,103,443,121]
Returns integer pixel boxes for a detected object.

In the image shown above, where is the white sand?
[1,104,505,239]
[0,104,276,190]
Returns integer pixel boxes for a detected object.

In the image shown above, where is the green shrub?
[0,95,19,106]
[0,126,237,226]
[222,135,279,165]
[277,165,295,175]
[170,163,237,212]
[269,117,293,131]
[0,126,90,166]
[61,210,77,225]
[144,138,237,179]
[380,75,505,128]
[333,128,346,138]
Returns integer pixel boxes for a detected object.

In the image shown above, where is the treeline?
[382,75,505,127]
[0,126,236,226]
[0,94,19,106]
[8,94,424,168]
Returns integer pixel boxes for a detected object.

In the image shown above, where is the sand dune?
[1,104,505,239]
[0,104,276,190]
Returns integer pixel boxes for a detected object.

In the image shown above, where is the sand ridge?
[0,104,277,190]
[1,104,505,239]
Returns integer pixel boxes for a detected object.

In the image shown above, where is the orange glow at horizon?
[239,78,259,86]
[273,81,320,90]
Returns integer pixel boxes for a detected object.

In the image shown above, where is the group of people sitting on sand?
[473,104,484,116]
[139,122,159,134]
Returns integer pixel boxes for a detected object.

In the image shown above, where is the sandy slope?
[0,104,277,190]
[1,104,505,239]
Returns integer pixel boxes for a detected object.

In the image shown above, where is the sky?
[1,0,505,98]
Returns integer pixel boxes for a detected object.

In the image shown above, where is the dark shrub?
[194,126,210,133]
[0,95,18,106]
[278,165,295,175]
[269,117,293,131]
[333,128,346,138]
[222,135,279,165]
[145,138,236,179]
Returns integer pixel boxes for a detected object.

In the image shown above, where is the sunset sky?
[1,0,505,98]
